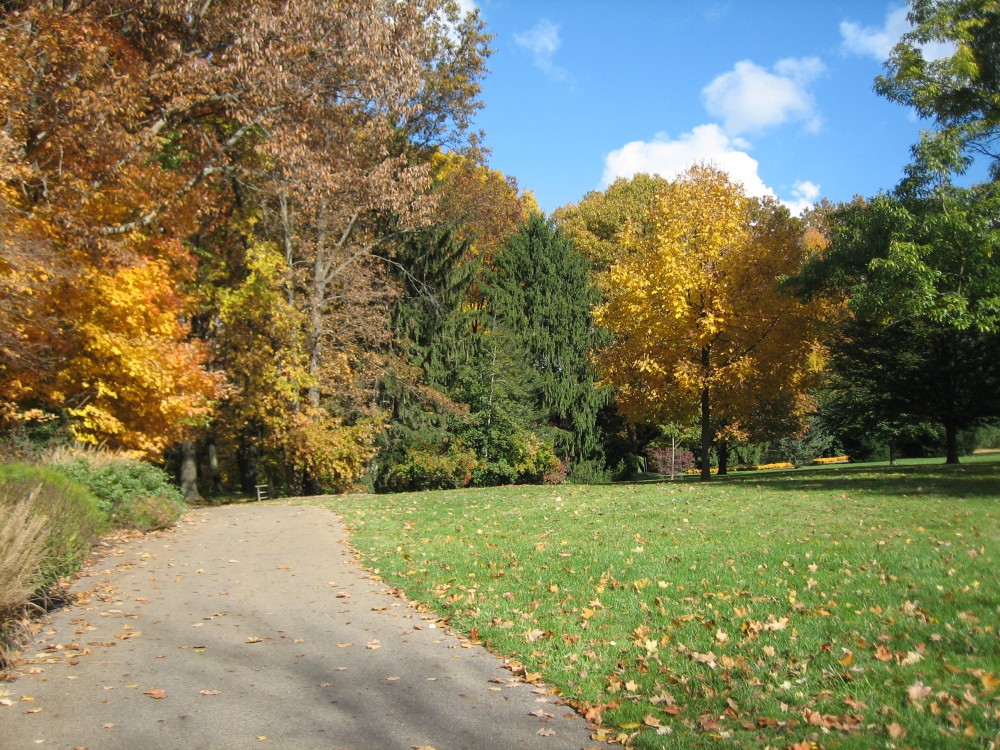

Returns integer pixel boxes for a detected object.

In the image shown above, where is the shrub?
[0,464,106,670]
[644,445,694,476]
[383,440,480,492]
[46,450,185,531]
[0,464,106,585]
[565,457,613,484]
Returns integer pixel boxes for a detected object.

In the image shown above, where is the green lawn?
[310,460,999,748]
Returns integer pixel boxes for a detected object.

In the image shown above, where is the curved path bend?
[3,504,609,750]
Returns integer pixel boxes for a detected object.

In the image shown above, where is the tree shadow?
[718,461,1000,500]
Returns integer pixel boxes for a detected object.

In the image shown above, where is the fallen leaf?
[900,650,923,666]
[144,688,166,699]
[886,722,907,739]
[529,709,554,720]
[102,722,116,728]
[366,640,381,650]
[336,642,353,648]
[335,592,351,599]
[245,636,263,644]
[199,690,222,696]
[839,650,855,667]
[874,645,893,661]
[907,681,932,702]
[691,651,717,668]
[24,707,43,714]
[537,728,556,736]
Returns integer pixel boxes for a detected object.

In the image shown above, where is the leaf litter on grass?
[312,462,999,748]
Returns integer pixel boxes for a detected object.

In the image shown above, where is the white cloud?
[514,19,570,82]
[701,57,825,135]
[840,6,953,61]
[601,124,818,215]
[455,0,478,14]
[840,6,909,60]
[783,180,822,215]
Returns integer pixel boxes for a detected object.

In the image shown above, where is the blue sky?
[464,1,960,215]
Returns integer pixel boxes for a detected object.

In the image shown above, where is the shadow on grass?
[622,458,1000,501]
[714,460,1000,500]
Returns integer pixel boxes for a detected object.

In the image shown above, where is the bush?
[0,464,106,669]
[0,464,106,585]
[382,440,480,492]
[644,445,694,476]
[46,450,185,531]
[565,457,613,484]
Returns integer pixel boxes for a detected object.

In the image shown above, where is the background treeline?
[2,1,998,499]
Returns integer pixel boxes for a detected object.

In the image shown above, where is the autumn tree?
[594,166,824,481]
[554,173,669,273]
[430,152,538,262]
[0,1,492,492]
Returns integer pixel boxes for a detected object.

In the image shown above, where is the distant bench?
[255,484,269,501]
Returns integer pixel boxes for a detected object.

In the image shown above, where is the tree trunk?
[945,423,960,464]
[179,439,201,503]
[669,433,676,481]
[717,439,728,476]
[888,439,896,466]
[700,347,712,482]
[237,434,259,494]
[206,437,223,495]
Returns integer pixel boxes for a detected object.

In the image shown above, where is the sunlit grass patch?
[311,461,999,748]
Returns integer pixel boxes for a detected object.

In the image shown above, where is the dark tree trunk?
[205,437,223,495]
[237,437,259,494]
[888,439,896,466]
[945,423,960,464]
[179,439,201,503]
[717,439,728,476]
[700,347,712,482]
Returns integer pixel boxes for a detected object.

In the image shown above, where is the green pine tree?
[485,213,609,464]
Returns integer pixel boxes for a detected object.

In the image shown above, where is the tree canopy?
[594,166,824,480]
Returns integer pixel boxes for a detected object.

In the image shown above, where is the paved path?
[2,505,609,750]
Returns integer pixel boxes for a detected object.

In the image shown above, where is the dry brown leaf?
[886,722,907,739]
[144,688,166,699]
[907,681,932,702]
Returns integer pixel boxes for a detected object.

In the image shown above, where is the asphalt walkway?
[2,504,609,750]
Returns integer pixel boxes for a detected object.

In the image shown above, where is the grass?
[311,459,999,749]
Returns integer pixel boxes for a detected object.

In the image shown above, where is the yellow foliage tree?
[55,259,221,457]
[593,165,824,480]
